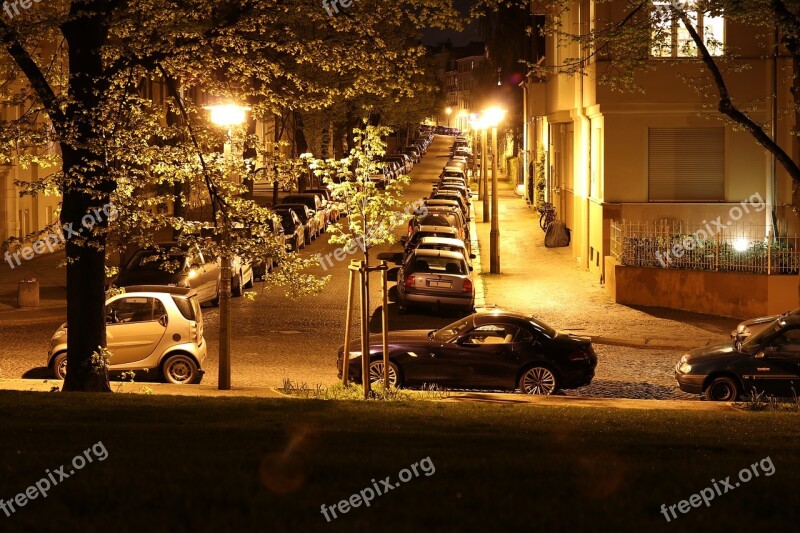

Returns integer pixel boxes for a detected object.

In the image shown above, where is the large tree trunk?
[60,1,114,392]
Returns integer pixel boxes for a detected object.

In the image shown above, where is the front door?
[106,296,168,365]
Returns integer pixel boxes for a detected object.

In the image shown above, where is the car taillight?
[405,275,415,289]
[463,279,473,292]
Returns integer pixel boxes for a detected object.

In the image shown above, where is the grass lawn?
[0,391,798,531]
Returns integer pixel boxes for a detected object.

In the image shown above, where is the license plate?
[426,280,452,288]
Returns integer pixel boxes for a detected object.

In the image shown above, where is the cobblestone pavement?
[0,134,721,401]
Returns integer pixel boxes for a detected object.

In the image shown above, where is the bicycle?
[539,202,556,232]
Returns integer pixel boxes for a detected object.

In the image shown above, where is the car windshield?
[433,316,473,342]
[743,318,784,349]
[127,251,185,272]
[411,256,467,275]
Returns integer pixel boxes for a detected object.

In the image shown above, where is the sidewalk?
[471,174,738,351]
[0,250,66,325]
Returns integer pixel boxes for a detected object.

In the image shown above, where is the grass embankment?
[0,391,798,531]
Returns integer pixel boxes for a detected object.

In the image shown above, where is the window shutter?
[648,127,724,201]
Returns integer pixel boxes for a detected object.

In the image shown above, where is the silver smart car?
[48,286,207,384]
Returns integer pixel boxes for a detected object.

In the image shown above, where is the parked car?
[252,217,285,280]
[441,168,467,181]
[676,315,800,401]
[305,188,340,221]
[282,193,327,233]
[431,191,469,218]
[337,309,597,394]
[396,248,474,314]
[423,198,462,213]
[415,236,475,268]
[369,168,390,189]
[276,209,305,251]
[115,243,253,305]
[731,308,800,339]
[274,204,320,244]
[408,212,469,244]
[403,145,421,163]
[48,286,206,384]
[402,225,461,255]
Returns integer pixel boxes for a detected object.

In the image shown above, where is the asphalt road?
[0,134,696,400]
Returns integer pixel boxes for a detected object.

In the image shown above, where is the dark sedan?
[337,310,597,394]
[676,315,800,401]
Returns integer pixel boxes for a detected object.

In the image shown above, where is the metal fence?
[610,219,800,274]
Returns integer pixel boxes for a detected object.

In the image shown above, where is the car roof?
[411,248,466,260]
[418,236,466,247]
[424,199,459,206]
[115,285,197,298]
[472,309,538,326]
[274,203,306,210]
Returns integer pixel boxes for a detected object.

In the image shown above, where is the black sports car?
[337,310,597,395]
[676,315,800,401]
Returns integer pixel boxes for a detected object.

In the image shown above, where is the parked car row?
[370,132,434,188]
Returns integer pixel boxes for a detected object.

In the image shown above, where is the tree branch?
[0,20,66,136]
[672,3,800,185]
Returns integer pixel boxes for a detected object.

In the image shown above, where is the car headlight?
[737,324,747,334]
[348,351,362,359]
[678,354,692,373]
[52,329,66,341]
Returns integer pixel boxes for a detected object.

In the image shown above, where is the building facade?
[523,0,795,288]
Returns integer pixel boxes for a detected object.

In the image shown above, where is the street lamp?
[206,103,250,390]
[445,106,452,128]
[481,106,506,274]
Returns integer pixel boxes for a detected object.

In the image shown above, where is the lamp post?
[205,103,250,390]
[445,106,452,128]
[482,107,506,274]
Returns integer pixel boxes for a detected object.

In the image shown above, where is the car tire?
[162,353,201,384]
[368,359,401,388]
[52,352,67,380]
[518,365,559,395]
[704,376,740,402]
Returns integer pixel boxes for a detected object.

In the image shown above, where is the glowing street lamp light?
[205,103,249,391]
[481,106,506,274]
[445,106,452,127]
[205,104,251,127]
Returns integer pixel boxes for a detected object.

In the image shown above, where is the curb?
[469,193,487,310]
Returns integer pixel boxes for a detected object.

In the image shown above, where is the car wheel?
[704,376,739,401]
[368,359,400,387]
[518,366,558,395]
[52,352,67,380]
[162,353,200,384]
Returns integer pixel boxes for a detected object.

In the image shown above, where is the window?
[648,128,724,201]
[771,328,800,352]
[107,297,164,323]
[462,325,519,345]
[651,1,724,58]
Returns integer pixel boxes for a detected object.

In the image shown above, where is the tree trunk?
[60,1,114,392]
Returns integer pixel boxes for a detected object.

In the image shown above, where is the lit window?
[651,1,724,58]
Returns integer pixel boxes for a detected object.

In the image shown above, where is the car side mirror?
[469,253,476,259]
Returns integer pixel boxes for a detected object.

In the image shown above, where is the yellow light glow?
[445,107,452,115]
[733,238,749,252]
[482,107,506,127]
[205,104,251,127]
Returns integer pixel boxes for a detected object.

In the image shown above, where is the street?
[0,135,693,400]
